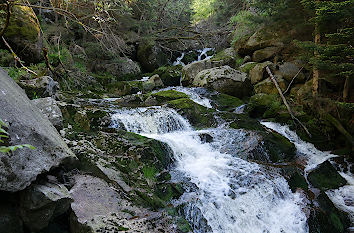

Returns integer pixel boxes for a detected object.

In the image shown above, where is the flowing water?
[110,89,309,233]
[261,121,354,228]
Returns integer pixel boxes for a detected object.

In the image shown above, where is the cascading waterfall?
[261,121,354,227]
[111,103,308,232]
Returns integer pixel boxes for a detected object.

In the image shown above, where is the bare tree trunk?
[343,77,351,102]
[313,29,320,97]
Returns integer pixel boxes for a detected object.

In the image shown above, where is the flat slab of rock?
[0,68,77,192]
[70,175,172,233]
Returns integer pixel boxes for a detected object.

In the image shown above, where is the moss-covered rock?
[152,65,182,86]
[151,90,189,103]
[239,62,258,74]
[210,48,242,68]
[137,39,168,72]
[309,192,350,233]
[210,93,243,111]
[247,94,284,118]
[254,76,287,95]
[1,5,41,61]
[107,81,143,97]
[308,161,347,190]
[249,61,274,84]
[167,98,216,129]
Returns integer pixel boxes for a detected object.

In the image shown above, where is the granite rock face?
[0,68,77,192]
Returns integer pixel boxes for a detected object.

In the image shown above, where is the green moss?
[167,98,216,129]
[247,94,286,119]
[153,65,182,86]
[211,93,243,111]
[308,161,347,190]
[239,62,258,74]
[107,81,143,96]
[142,166,157,180]
[151,90,188,103]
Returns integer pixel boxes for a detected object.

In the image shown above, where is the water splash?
[260,121,337,172]
[111,108,308,233]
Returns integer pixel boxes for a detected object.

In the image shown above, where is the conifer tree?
[301,0,354,101]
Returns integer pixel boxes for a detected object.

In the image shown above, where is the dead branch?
[325,114,354,151]
[283,66,304,95]
[2,36,37,76]
[266,66,311,137]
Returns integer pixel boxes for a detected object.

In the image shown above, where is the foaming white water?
[111,107,191,134]
[153,87,213,108]
[260,122,337,171]
[173,53,185,66]
[112,108,308,233]
[198,48,214,61]
[261,122,354,226]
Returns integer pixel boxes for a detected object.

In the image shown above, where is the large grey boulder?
[193,66,252,98]
[20,182,72,232]
[103,57,141,77]
[32,97,63,130]
[277,62,305,82]
[142,74,165,92]
[181,59,213,86]
[252,46,281,62]
[0,68,77,192]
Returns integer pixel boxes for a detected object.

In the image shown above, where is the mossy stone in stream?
[151,90,189,103]
[167,98,216,129]
[307,161,347,190]
[211,93,244,111]
[247,93,286,119]
[107,81,143,97]
[308,192,350,233]
[152,65,182,86]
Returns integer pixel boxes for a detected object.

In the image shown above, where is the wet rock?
[193,66,252,98]
[32,97,63,130]
[252,46,281,62]
[152,65,182,86]
[247,93,284,118]
[249,61,274,84]
[210,93,244,111]
[142,74,164,92]
[18,76,59,99]
[137,40,168,72]
[20,182,72,232]
[199,133,213,143]
[308,161,347,190]
[254,76,287,95]
[167,98,216,129]
[151,90,188,103]
[0,68,77,192]
[278,62,305,82]
[309,192,350,233]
